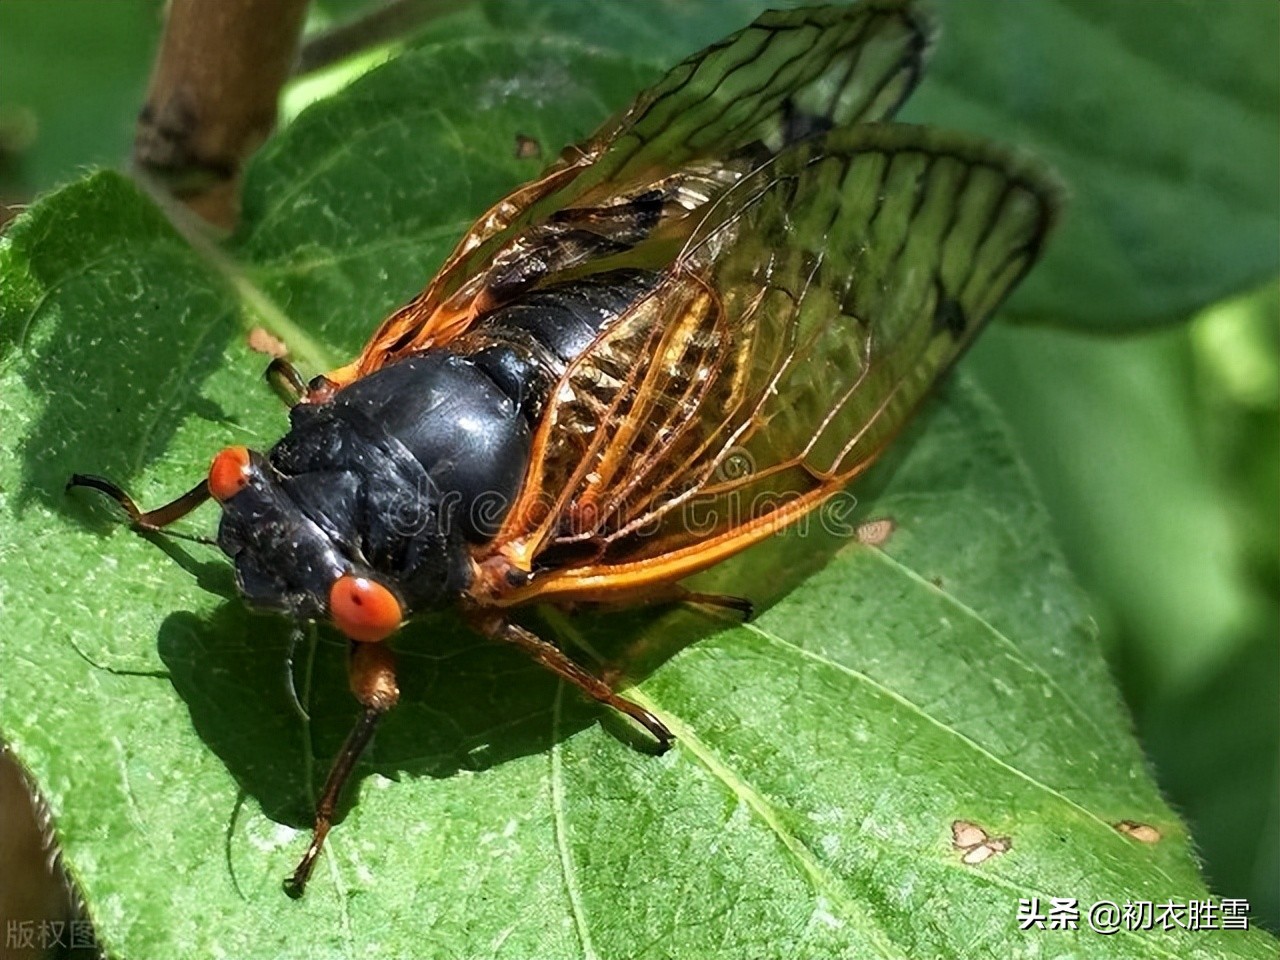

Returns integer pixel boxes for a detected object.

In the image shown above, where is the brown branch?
[296,0,467,77]
[0,749,81,959]
[133,0,311,231]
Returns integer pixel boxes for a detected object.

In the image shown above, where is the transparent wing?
[338,1,931,384]
[489,123,1060,596]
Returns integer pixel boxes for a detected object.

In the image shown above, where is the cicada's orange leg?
[265,358,341,408]
[68,445,257,545]
[285,642,399,899]
[470,614,674,751]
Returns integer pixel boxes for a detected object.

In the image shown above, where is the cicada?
[69,0,1059,896]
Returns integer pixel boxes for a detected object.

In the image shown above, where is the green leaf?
[908,0,1280,330]
[1,19,1276,960]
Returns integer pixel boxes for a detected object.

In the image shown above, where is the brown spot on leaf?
[952,820,986,848]
[855,517,895,547]
[514,133,542,160]
[247,326,288,359]
[1114,819,1162,843]
[951,819,1012,865]
[962,835,1011,865]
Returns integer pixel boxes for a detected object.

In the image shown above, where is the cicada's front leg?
[67,442,265,539]
[285,641,400,898]
[264,357,340,407]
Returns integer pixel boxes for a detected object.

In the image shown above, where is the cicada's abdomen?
[453,268,661,422]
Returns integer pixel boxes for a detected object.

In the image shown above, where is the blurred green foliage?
[971,286,1280,931]
[0,0,1275,938]
[0,0,162,206]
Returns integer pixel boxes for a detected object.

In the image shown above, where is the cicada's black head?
[209,353,531,641]
[208,419,472,642]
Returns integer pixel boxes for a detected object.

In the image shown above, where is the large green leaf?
[0,20,1275,960]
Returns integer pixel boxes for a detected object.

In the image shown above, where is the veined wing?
[333,1,931,385]
[483,123,1060,601]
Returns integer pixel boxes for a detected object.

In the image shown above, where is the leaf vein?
[623,687,908,960]
[550,682,598,960]
[866,544,1116,746]
[740,619,1152,856]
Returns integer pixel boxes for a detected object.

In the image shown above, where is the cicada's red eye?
[330,575,402,643]
[208,446,253,501]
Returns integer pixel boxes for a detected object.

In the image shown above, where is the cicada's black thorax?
[216,353,519,620]
[216,268,659,621]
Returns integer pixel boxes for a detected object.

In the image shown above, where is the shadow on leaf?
[156,600,709,833]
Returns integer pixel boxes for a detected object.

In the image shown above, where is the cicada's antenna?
[66,474,217,545]
[283,622,312,723]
